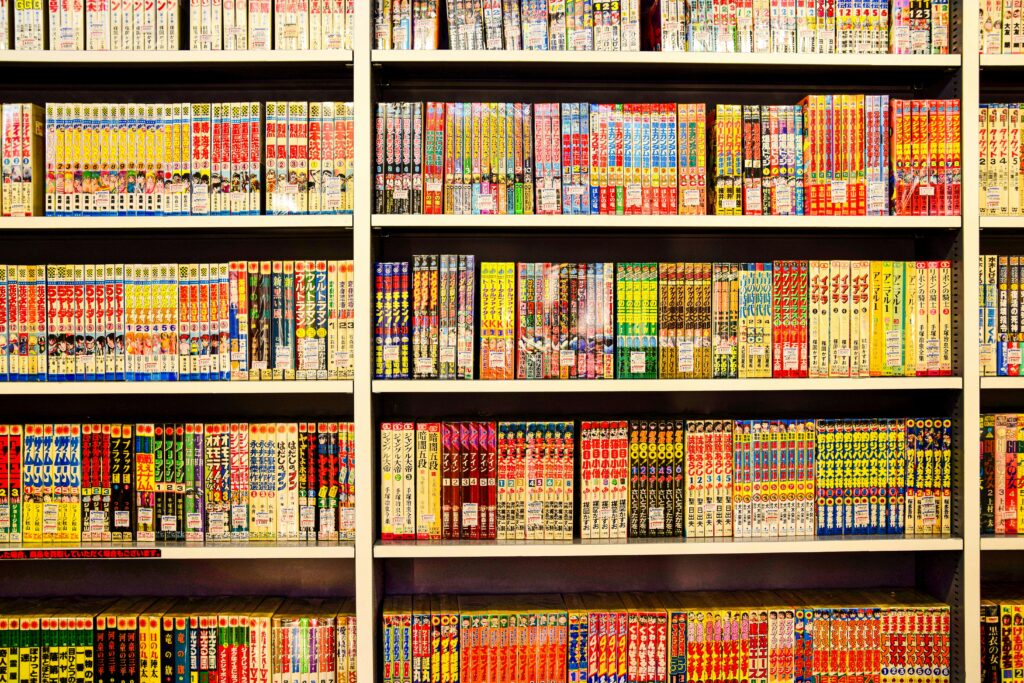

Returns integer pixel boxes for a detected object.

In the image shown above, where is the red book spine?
[461,423,478,540]
[484,422,497,540]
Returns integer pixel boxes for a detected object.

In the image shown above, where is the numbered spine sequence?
[382,589,950,683]
[373,0,949,54]
[0,101,354,218]
[375,258,953,380]
[0,0,353,49]
[0,420,354,545]
[0,260,353,382]
[376,416,952,542]
[375,98,960,217]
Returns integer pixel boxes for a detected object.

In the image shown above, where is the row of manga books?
[0,101,354,218]
[980,414,1024,535]
[978,255,1024,377]
[378,417,953,542]
[980,0,1024,54]
[373,0,949,54]
[374,98,962,217]
[979,104,1024,217]
[0,597,356,683]
[0,421,355,545]
[375,258,954,380]
[0,0,353,50]
[381,589,951,683]
[0,260,354,382]
[981,585,1024,683]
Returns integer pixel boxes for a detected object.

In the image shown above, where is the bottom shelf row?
[383,588,951,682]
[0,596,357,681]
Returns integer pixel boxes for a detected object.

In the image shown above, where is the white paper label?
[209,511,227,536]
[393,189,409,200]
[683,189,701,207]
[415,357,435,374]
[86,510,104,531]
[715,343,733,355]
[677,341,694,372]
[1009,348,1022,365]
[478,195,495,211]
[187,512,203,531]
[526,501,543,527]
[776,185,793,214]
[488,351,506,369]
[426,180,443,193]
[920,496,937,524]
[420,513,437,525]
[138,507,153,526]
[626,183,643,207]
[783,347,799,370]
[749,345,766,356]
[837,347,851,358]
[462,502,479,527]
[340,507,356,531]
[648,506,665,530]
[275,345,294,370]
[440,347,457,364]
[885,330,902,366]
[300,506,316,529]
[114,511,131,529]
[918,185,935,197]
[0,504,9,528]
[560,349,576,367]
[458,351,474,368]
[744,185,760,208]
[280,508,296,527]
[722,198,738,209]
[830,180,848,204]
[320,513,336,532]
[161,515,177,532]
[383,345,401,362]
[254,511,272,528]
[987,187,1002,209]
[598,506,612,520]
[867,181,886,214]
[231,504,247,526]
[854,503,869,526]
[630,351,647,373]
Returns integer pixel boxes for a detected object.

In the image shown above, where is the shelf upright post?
[964,1,982,678]
[353,3,375,683]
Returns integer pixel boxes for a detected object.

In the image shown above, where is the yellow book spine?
[903,262,918,377]
[869,261,884,376]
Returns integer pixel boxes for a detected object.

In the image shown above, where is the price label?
[1008,348,1022,365]
[208,512,227,536]
[630,351,647,373]
[744,185,760,208]
[231,504,247,527]
[783,347,799,370]
[683,189,702,207]
[138,507,153,526]
[526,501,543,528]
[187,513,203,531]
[867,181,887,214]
[426,180,443,193]
[489,351,506,369]
[626,183,643,207]
[854,503,869,527]
[749,345,766,356]
[383,345,401,363]
[0,505,8,528]
[677,341,694,373]
[775,185,793,214]
[254,512,272,528]
[160,515,177,532]
[275,345,294,370]
[918,185,935,197]
[462,503,479,527]
[830,180,848,204]
[394,189,410,201]
[340,508,356,531]
[478,195,495,211]
[415,357,435,374]
[114,511,131,529]
[648,507,665,531]
[440,348,457,364]
[300,506,316,529]
[560,350,576,367]
[920,496,937,524]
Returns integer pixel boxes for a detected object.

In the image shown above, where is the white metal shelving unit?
[0,4,993,683]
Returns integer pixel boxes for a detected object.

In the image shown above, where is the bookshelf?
[0,0,1003,680]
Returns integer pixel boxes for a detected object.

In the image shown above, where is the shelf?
[980,216,1024,230]
[0,380,353,395]
[372,214,962,230]
[0,543,355,560]
[981,54,1024,69]
[374,536,963,559]
[981,537,1024,551]
[372,377,962,393]
[0,49,354,65]
[0,215,354,230]
[980,377,1024,390]
[373,50,960,69]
